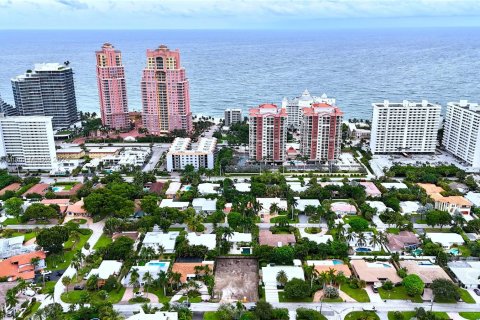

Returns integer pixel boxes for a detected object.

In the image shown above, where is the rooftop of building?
[301,102,343,116]
[249,104,287,117]
[448,100,480,113]
[167,137,217,154]
[350,259,402,283]
[373,100,440,109]
[259,230,296,247]
[399,260,450,284]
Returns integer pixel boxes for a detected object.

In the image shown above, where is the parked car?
[42,270,52,276]
[248,306,256,312]
[74,285,84,291]
[134,291,144,297]
[474,288,480,296]
[372,286,379,293]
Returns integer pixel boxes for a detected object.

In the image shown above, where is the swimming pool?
[146,261,167,268]
[332,259,344,265]
[412,248,423,256]
[52,186,63,192]
[449,248,460,256]
[356,247,372,252]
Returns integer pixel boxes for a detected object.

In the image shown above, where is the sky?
[0,0,480,29]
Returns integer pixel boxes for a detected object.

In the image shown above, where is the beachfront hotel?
[282,90,336,129]
[370,100,440,154]
[95,43,129,130]
[442,100,480,169]
[224,108,242,126]
[248,104,287,163]
[0,115,57,171]
[141,45,192,135]
[11,63,78,129]
[300,102,343,163]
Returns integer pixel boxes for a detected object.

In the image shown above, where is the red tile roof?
[0,251,46,281]
[22,183,49,196]
[0,183,21,196]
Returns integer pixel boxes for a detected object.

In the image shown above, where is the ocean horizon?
[0,28,479,119]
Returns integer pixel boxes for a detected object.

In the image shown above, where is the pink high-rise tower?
[141,45,192,135]
[95,43,129,130]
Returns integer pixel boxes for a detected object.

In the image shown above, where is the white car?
[134,291,144,298]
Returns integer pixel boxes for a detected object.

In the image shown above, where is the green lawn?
[2,217,21,225]
[341,285,370,302]
[434,288,475,304]
[322,297,343,302]
[345,311,379,320]
[61,287,125,304]
[459,312,480,320]
[168,227,185,231]
[388,312,450,320]
[459,289,476,304]
[204,311,220,320]
[150,287,172,304]
[39,281,56,294]
[386,228,400,235]
[93,233,112,250]
[179,296,202,303]
[46,229,92,270]
[70,218,87,224]
[20,301,41,320]
[278,291,313,302]
[10,231,36,242]
[378,286,422,302]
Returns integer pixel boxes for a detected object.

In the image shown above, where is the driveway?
[121,287,159,303]
[365,286,383,303]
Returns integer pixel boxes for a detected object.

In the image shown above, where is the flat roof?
[186,233,216,250]
[448,261,480,286]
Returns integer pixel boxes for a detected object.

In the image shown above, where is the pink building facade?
[95,43,129,130]
[141,45,193,135]
[300,103,343,163]
[248,104,288,163]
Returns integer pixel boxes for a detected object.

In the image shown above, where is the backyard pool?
[52,186,64,192]
[145,261,170,272]
[332,259,344,265]
[412,248,423,256]
[449,248,460,256]
[355,247,372,253]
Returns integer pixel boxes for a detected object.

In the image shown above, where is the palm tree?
[5,290,18,317]
[62,275,72,293]
[157,271,168,297]
[270,203,279,215]
[143,272,154,298]
[45,286,55,303]
[71,257,82,281]
[157,245,165,259]
[369,233,380,250]
[336,271,347,290]
[345,230,355,244]
[170,272,182,291]
[276,270,288,288]
[289,197,298,220]
[129,268,140,290]
[356,232,367,247]
[327,268,336,286]
[377,231,388,250]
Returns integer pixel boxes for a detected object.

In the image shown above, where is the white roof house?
[127,312,178,320]
[448,261,480,288]
[262,263,305,287]
[165,182,182,198]
[192,198,217,213]
[198,183,220,195]
[299,228,333,244]
[257,198,288,215]
[287,182,308,193]
[159,199,190,210]
[0,235,37,259]
[400,201,421,215]
[227,232,253,255]
[426,233,464,248]
[123,261,171,287]
[234,182,251,192]
[87,260,122,280]
[186,233,216,250]
[465,192,480,207]
[381,182,408,190]
[366,201,388,213]
[143,230,180,253]
[295,199,321,212]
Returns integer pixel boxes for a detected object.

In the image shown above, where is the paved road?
[143,145,169,172]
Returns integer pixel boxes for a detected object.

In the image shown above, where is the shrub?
[296,308,324,320]
[382,280,393,291]
[323,286,339,299]
[284,278,311,299]
[393,311,404,320]
[402,274,425,296]
[348,217,370,232]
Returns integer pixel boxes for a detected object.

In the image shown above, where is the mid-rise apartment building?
[141,45,192,134]
[282,90,336,129]
[0,115,58,171]
[11,63,78,129]
[96,43,129,130]
[370,100,441,154]
[166,137,217,171]
[224,108,242,126]
[442,100,480,169]
[300,103,343,163]
[248,104,287,163]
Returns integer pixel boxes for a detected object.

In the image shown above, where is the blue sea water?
[0,28,479,119]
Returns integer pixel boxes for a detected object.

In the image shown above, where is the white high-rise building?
[166,137,217,172]
[370,100,441,154]
[282,90,336,129]
[443,100,480,169]
[224,109,242,126]
[0,115,58,171]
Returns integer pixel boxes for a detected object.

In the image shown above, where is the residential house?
[227,232,253,255]
[448,261,480,288]
[186,233,216,250]
[426,233,464,248]
[399,260,450,285]
[192,198,217,214]
[359,182,382,198]
[159,199,189,210]
[0,251,46,281]
[142,228,179,254]
[171,261,215,283]
[386,231,421,252]
[259,230,296,247]
[0,236,36,259]
[87,260,123,286]
[350,259,401,284]
[331,202,357,215]
[307,260,352,277]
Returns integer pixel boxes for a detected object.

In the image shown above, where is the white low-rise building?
[0,236,36,259]
[262,262,305,287]
[448,261,480,288]
[295,198,321,212]
[234,182,251,193]
[286,182,308,193]
[192,198,217,214]
[166,137,217,172]
[165,182,182,199]
[227,232,253,255]
[400,201,421,215]
[366,201,388,214]
[465,192,480,207]
[187,233,216,250]
[123,261,171,287]
[143,228,179,253]
[198,183,220,195]
[87,260,122,280]
[256,198,288,215]
[299,228,333,244]
[127,312,178,320]
[160,199,190,210]
[426,233,464,248]
[381,182,408,190]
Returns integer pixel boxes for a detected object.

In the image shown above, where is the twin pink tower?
[95,43,192,134]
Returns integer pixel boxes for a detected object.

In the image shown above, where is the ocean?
[0,28,479,119]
